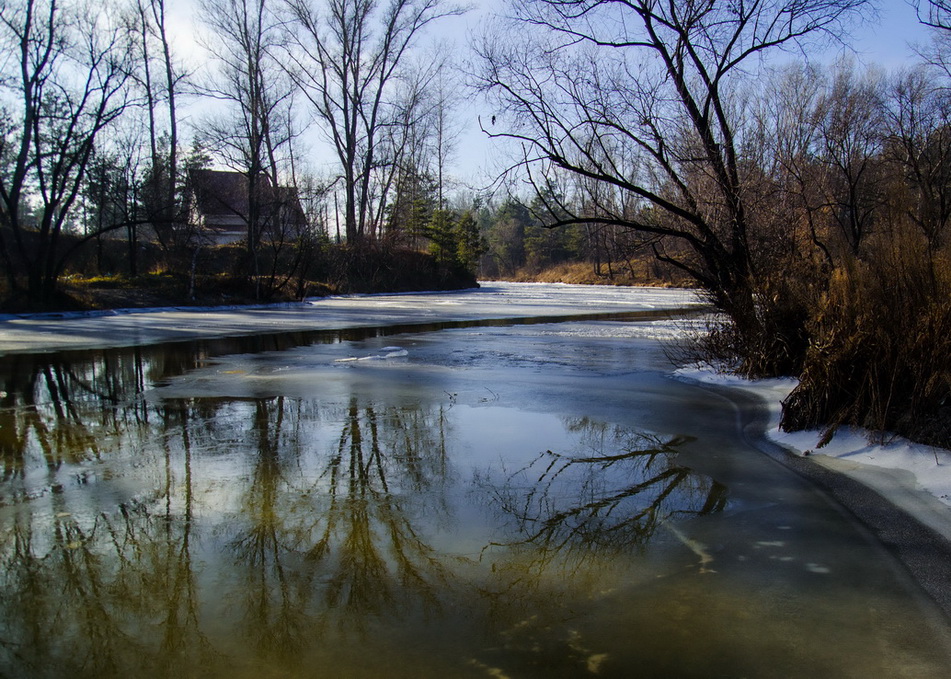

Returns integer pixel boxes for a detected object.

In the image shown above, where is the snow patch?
[675,364,951,540]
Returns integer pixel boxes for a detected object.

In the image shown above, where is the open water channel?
[0,283,950,678]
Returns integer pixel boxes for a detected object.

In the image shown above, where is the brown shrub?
[689,261,819,379]
[781,237,951,447]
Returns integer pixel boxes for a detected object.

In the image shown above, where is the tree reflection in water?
[312,397,459,625]
[0,383,470,676]
[0,343,732,677]
[0,346,201,484]
[0,397,213,677]
[481,417,726,575]
[220,394,462,664]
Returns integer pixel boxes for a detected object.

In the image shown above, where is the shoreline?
[692,376,951,621]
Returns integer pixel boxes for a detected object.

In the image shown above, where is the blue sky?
[845,0,935,67]
[460,1,944,187]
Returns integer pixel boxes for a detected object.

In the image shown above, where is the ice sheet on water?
[334,348,409,363]
[0,282,703,354]
[519,318,708,342]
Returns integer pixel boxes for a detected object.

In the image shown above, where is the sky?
[165,0,941,192]
[840,0,935,66]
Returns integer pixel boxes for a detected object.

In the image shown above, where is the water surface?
[1,293,949,678]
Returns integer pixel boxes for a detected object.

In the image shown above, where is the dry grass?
[503,259,693,287]
[781,238,951,447]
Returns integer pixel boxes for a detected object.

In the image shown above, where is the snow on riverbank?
[676,365,951,540]
[0,282,702,354]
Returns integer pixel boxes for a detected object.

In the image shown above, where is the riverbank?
[498,259,695,288]
[677,367,951,515]
[0,244,478,314]
[678,366,951,619]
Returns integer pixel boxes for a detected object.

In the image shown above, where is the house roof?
[187,168,307,230]
[189,169,253,220]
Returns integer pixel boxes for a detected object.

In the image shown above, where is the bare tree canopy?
[284,0,465,242]
[133,0,187,254]
[196,0,300,296]
[0,0,134,305]
[475,0,873,333]
[917,0,951,30]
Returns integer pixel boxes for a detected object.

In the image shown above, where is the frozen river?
[0,282,701,353]
[1,283,950,678]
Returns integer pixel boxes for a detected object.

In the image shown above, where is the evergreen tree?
[455,211,486,273]
[426,209,458,266]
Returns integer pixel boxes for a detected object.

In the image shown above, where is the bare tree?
[895,7,951,251]
[755,63,833,267]
[422,53,464,211]
[284,0,464,243]
[198,0,297,297]
[132,0,186,253]
[475,0,872,374]
[916,0,951,30]
[81,125,147,275]
[0,0,133,306]
[814,61,887,258]
[379,50,460,243]
[883,65,951,249]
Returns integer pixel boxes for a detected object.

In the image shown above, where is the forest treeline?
[470,192,687,285]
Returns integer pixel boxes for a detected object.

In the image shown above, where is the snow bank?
[676,365,951,540]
